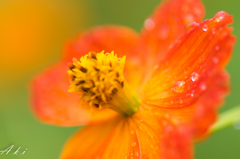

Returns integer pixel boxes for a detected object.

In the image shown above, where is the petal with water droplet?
[141,0,205,61]
[141,11,235,139]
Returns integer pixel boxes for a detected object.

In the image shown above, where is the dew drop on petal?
[191,72,200,82]
[211,28,216,34]
[173,81,185,93]
[200,83,207,91]
[131,142,137,147]
[158,25,169,39]
[212,57,219,64]
[202,24,208,32]
[215,18,221,23]
[186,22,199,31]
[215,45,220,51]
[190,93,194,97]
[144,18,155,30]
[214,11,229,22]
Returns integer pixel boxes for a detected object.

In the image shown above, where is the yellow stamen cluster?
[68,51,126,108]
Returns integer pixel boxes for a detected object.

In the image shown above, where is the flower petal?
[60,106,192,159]
[63,25,145,90]
[132,107,192,159]
[142,11,234,106]
[60,116,132,159]
[63,25,140,61]
[30,26,144,126]
[191,71,230,138]
[141,0,204,61]
[30,63,118,126]
[141,12,235,136]
[143,70,229,139]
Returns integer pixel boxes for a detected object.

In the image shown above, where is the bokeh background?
[0,0,239,158]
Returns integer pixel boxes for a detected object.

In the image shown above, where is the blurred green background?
[0,0,239,158]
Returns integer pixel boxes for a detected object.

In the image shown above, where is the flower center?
[68,51,140,116]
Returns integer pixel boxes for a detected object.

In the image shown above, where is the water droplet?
[158,25,169,39]
[215,45,220,51]
[190,93,194,97]
[191,72,200,82]
[202,24,208,32]
[214,11,229,22]
[173,81,185,93]
[200,83,207,91]
[211,28,216,34]
[144,18,155,30]
[186,22,199,31]
[131,142,137,147]
[212,57,219,64]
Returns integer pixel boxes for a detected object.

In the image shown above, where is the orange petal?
[141,12,235,137]
[142,11,235,106]
[190,71,230,138]
[63,25,139,61]
[30,26,144,126]
[141,0,205,61]
[30,63,118,126]
[132,106,193,159]
[60,106,192,159]
[142,70,229,139]
[63,25,144,90]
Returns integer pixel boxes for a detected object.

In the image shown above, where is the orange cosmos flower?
[30,0,235,158]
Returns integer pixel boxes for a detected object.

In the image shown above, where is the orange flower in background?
[30,0,235,158]
[0,0,90,83]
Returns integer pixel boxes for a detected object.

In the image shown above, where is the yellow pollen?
[68,51,140,116]
[68,51,126,108]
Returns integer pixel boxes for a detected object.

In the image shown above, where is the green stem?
[210,105,240,133]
